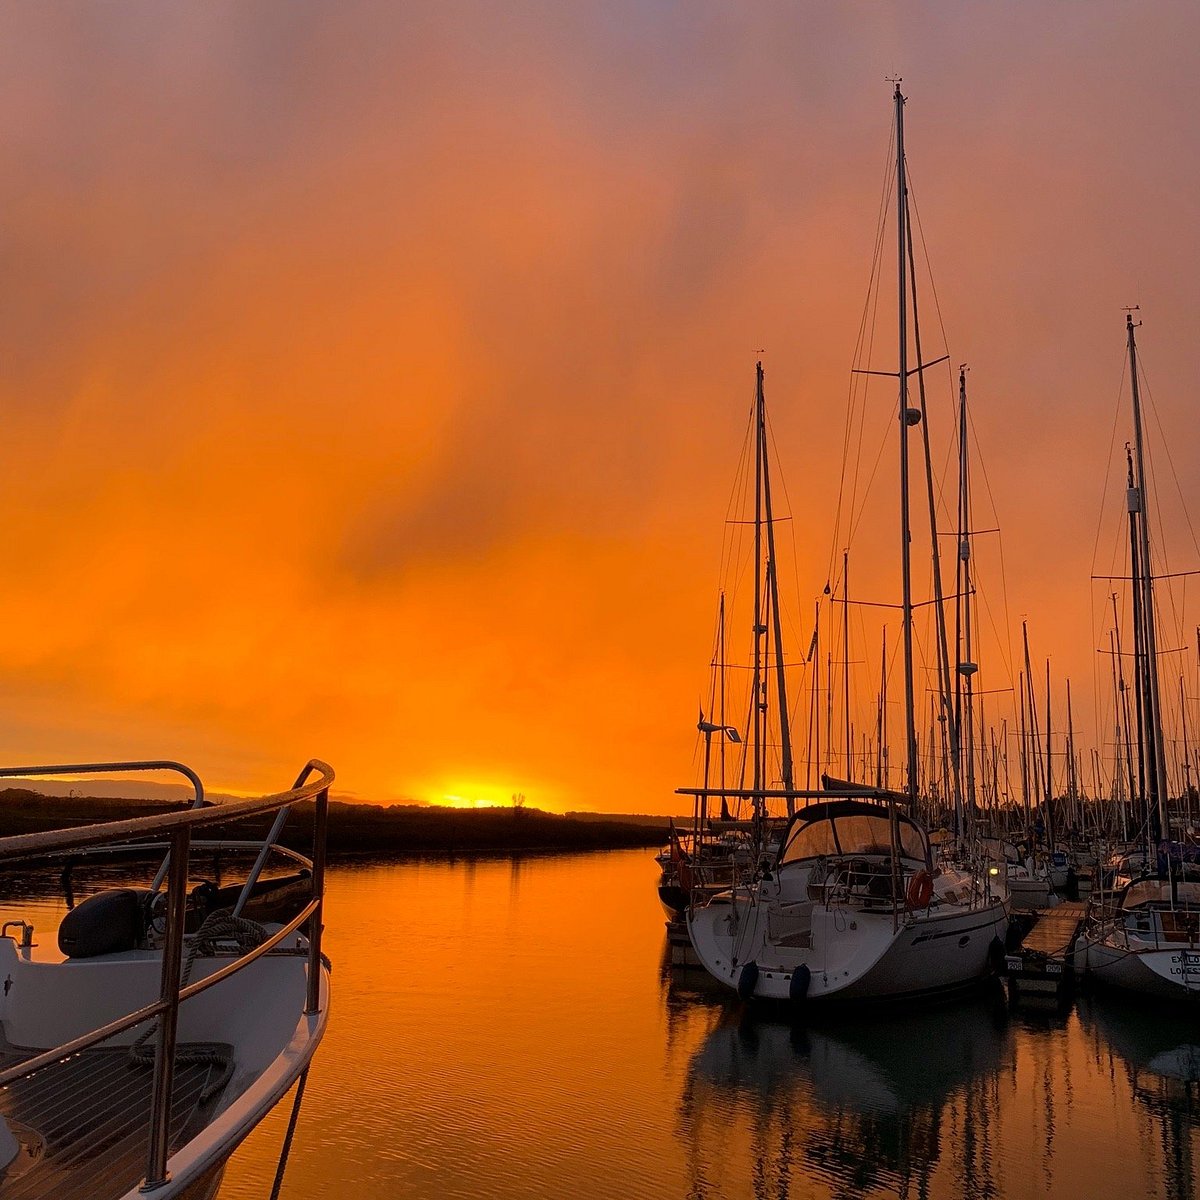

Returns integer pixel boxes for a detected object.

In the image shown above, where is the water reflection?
[677,988,1012,1199]
[3,849,1200,1198]
[1079,995,1200,1200]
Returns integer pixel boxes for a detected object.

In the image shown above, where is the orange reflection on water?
[219,852,1200,1200]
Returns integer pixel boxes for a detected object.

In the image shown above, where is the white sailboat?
[685,83,1008,1004]
[1075,313,1200,998]
[687,795,1008,1001]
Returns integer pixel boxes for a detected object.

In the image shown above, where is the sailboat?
[684,84,1008,1004]
[1074,313,1200,997]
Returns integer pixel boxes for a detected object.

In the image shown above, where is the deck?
[0,1035,231,1199]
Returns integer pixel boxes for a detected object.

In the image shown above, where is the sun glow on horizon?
[440,793,503,810]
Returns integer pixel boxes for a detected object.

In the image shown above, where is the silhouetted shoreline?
[0,789,669,859]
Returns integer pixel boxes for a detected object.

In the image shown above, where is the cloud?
[0,4,1195,807]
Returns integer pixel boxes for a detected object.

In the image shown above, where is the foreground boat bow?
[0,758,333,1199]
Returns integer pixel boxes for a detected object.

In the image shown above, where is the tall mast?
[877,626,888,789]
[894,82,918,814]
[807,600,820,794]
[751,364,765,809]
[1125,451,1149,819]
[1045,658,1055,847]
[1126,314,1170,837]
[956,365,978,826]
[758,362,796,811]
[719,591,727,797]
[1111,594,1138,823]
[1022,623,1041,833]
[1180,673,1192,824]
[1018,668,1030,825]
[843,549,852,780]
[1066,678,1077,829]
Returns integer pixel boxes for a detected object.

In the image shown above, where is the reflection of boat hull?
[691,993,1009,1112]
[689,894,1008,1002]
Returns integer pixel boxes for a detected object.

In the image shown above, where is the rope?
[129,908,268,1100]
[268,1067,310,1200]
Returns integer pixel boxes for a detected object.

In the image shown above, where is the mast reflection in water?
[670,973,1011,1199]
[668,960,1200,1200]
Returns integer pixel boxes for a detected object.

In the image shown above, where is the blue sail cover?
[1157,840,1200,875]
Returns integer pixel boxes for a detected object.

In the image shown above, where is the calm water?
[4,851,1199,1198]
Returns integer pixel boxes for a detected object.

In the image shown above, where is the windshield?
[778,803,928,866]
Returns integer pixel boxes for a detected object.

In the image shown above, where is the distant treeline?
[0,789,670,858]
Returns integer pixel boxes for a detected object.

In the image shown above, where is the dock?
[1005,900,1087,1005]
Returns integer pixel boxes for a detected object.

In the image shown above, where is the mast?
[1045,658,1054,848]
[1111,594,1138,827]
[843,549,852,780]
[956,365,978,828]
[1126,314,1170,838]
[807,600,820,794]
[877,626,888,789]
[758,362,796,812]
[894,82,918,815]
[1180,673,1192,826]
[751,363,765,811]
[1022,623,1041,836]
[1123,463,1150,829]
[719,591,727,799]
[1066,678,1077,834]
[1018,669,1030,828]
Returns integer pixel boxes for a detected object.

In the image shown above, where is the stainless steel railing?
[0,757,333,1192]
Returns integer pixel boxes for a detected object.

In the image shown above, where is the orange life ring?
[907,869,933,909]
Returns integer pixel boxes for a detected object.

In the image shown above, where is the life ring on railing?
[907,869,934,910]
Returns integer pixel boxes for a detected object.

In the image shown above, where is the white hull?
[0,934,330,1200]
[1007,876,1057,910]
[1075,926,1200,999]
[688,893,1008,1002]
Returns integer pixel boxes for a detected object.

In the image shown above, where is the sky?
[0,2,1197,813]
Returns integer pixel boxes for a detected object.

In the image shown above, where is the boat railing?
[0,757,333,1192]
[815,859,908,911]
[1086,877,1200,948]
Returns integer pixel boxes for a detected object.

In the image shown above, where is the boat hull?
[688,895,1008,1003]
[1075,927,1200,999]
[1007,876,1057,910]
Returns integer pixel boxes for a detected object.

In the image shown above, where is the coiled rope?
[129,908,268,1101]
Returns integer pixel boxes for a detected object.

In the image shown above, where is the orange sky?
[0,4,1197,813]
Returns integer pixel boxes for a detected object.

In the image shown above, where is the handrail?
[0,757,333,1192]
[0,760,333,861]
[0,760,206,809]
[0,896,320,1090]
[232,760,325,918]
